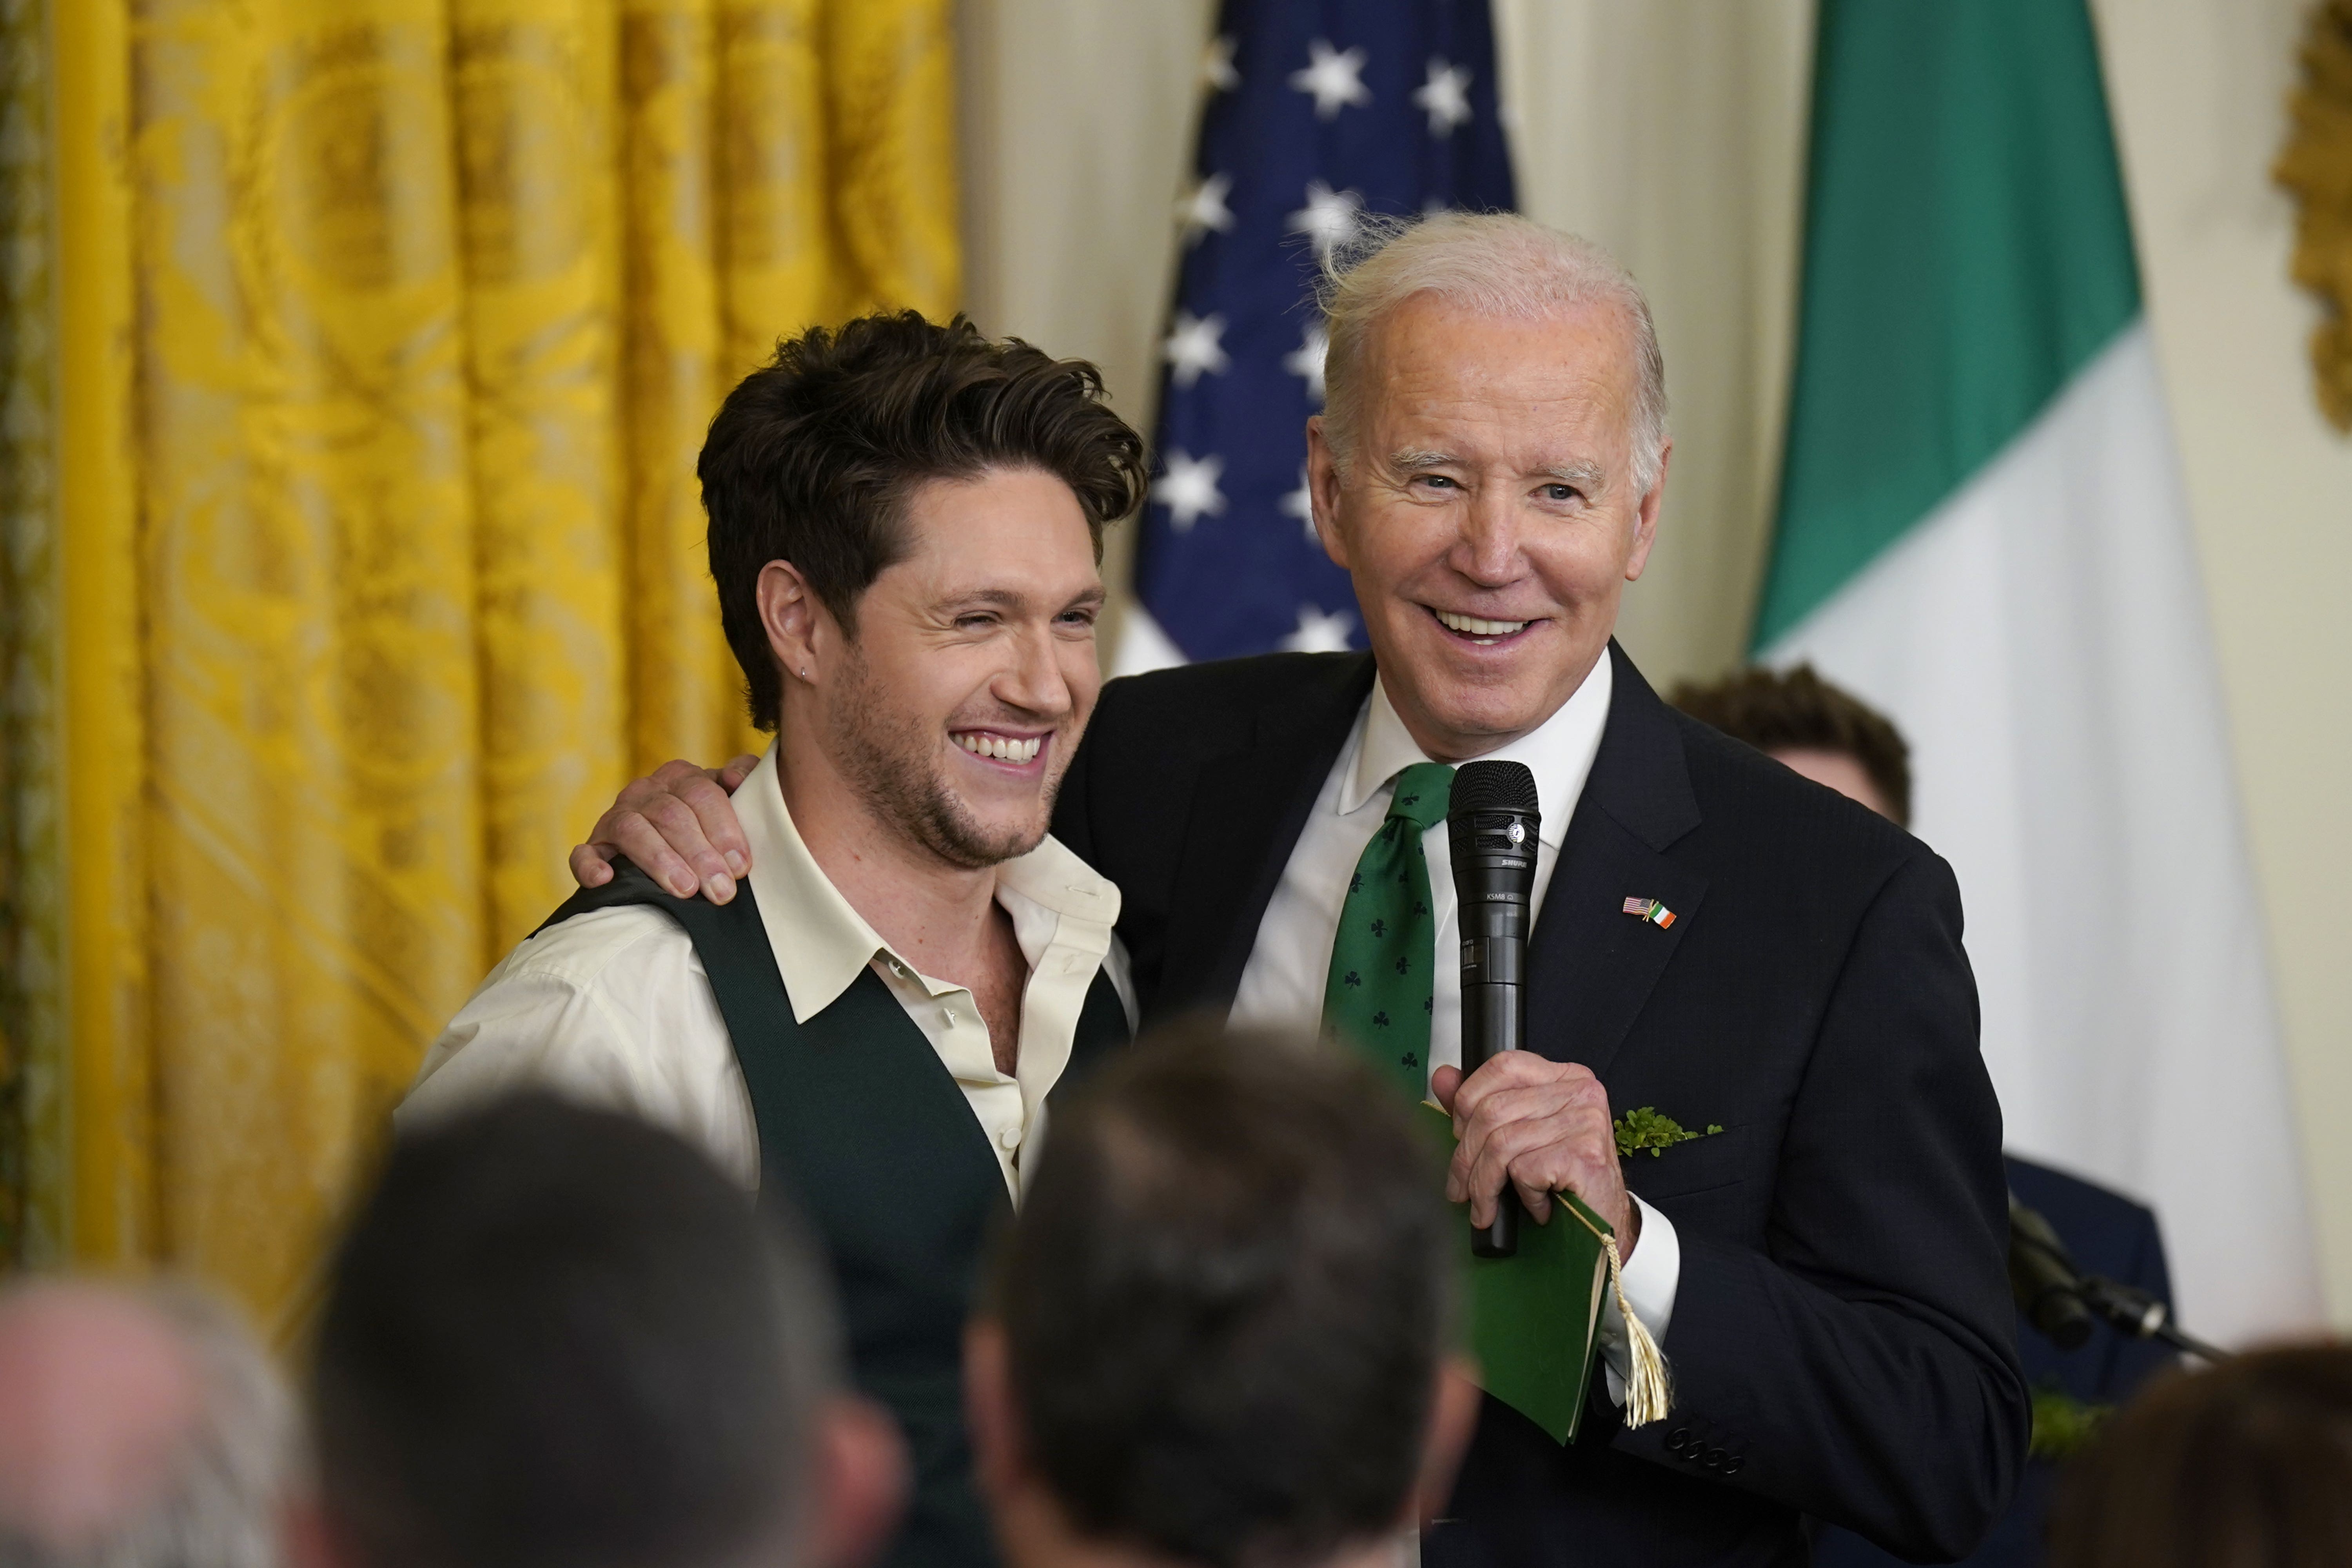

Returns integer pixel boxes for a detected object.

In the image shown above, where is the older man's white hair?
[1317,212,1670,497]
[0,1278,296,1568]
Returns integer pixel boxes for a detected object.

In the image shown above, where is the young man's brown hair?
[700,312,1149,731]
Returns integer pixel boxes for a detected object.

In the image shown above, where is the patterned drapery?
[0,0,956,1338]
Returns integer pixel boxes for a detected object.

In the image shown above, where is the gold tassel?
[1564,1198,1673,1428]
[1600,1232,1672,1428]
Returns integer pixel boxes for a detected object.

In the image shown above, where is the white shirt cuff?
[1599,1192,1681,1405]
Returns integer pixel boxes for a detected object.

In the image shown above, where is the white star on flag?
[1279,468,1317,543]
[1289,39,1371,120]
[1279,604,1356,653]
[1152,449,1227,532]
[1161,310,1231,390]
[1287,180,1363,261]
[1412,58,1473,136]
[1202,34,1240,93]
[1176,173,1235,245]
[1281,323,1329,402]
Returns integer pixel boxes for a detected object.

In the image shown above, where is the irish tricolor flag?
[1757,0,2318,1344]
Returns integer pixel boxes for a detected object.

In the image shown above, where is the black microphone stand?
[2009,1192,2229,1365]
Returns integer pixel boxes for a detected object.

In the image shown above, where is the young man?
[967,1023,1479,1568]
[307,1094,904,1568]
[400,313,1149,1568]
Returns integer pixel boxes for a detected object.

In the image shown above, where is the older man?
[577,214,2028,1567]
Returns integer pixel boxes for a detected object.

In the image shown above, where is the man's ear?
[1304,417,1352,571]
[1622,437,1671,584]
[756,559,835,690]
[1406,1356,1484,1528]
[806,1394,907,1568]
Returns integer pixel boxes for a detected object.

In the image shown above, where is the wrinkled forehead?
[1359,296,1642,462]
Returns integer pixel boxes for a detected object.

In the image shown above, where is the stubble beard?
[826,650,1054,871]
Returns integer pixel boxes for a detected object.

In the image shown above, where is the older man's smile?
[1430,606,1541,645]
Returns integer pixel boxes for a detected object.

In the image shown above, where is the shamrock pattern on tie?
[1322,761,1455,1102]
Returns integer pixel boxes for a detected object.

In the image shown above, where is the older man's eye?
[1541,483,1577,503]
[1417,474,1457,490]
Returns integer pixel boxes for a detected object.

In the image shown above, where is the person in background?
[1670,662,2180,1568]
[301,1093,904,1568]
[964,1022,1480,1568]
[2045,1343,2352,1568]
[1666,664,1912,825]
[0,1276,293,1568]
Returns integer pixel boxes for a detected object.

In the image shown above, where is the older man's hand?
[1431,1054,1637,1257]
[567,755,762,903]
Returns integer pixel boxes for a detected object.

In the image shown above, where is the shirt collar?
[1339,651,1614,849]
[734,744,1120,1022]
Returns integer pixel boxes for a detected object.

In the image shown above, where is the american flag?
[1122,0,1516,670]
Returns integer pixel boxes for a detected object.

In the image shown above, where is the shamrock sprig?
[1613,1107,1724,1160]
[2029,1385,2112,1461]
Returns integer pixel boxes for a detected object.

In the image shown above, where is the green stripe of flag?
[1754,0,2144,649]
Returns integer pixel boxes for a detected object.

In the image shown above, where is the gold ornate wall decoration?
[2278,0,2352,432]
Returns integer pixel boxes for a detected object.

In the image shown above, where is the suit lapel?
[1526,644,1707,1083]
[1155,653,1377,1021]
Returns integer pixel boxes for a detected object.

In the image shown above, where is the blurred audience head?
[1670,662,1912,826]
[307,1093,902,1568]
[967,1022,1477,1568]
[2047,1342,2352,1568]
[0,1275,294,1568]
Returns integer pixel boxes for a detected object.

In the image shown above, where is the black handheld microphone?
[1448,760,1541,1259]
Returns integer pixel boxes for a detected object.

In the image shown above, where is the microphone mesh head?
[1450,759,1539,818]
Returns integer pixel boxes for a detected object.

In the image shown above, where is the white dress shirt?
[1229,653,1680,1390]
[400,745,1129,1200]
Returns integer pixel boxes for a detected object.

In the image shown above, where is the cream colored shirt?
[401,745,1131,1198]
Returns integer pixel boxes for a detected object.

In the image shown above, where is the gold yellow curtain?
[0,0,956,1337]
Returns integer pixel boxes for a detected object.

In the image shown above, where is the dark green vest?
[539,861,1132,1568]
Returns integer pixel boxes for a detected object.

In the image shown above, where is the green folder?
[1418,1103,1611,1444]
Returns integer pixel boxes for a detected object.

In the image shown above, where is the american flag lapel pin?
[1622,897,1678,929]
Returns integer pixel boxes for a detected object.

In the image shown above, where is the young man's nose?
[993,626,1075,717]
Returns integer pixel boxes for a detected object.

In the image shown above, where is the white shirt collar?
[1339,650,1615,849]
[733,744,1120,1022]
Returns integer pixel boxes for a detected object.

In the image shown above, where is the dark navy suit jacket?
[1814,1156,2176,1568]
[1053,644,2030,1568]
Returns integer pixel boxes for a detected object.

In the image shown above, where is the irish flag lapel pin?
[1622,897,1678,929]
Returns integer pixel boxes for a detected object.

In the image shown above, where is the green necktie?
[1322,761,1456,1102]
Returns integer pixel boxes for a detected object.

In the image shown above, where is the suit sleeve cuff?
[1600,1193,1681,1405]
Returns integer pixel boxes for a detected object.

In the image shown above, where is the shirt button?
[998,1125,1022,1150]
[943,1008,958,1025]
